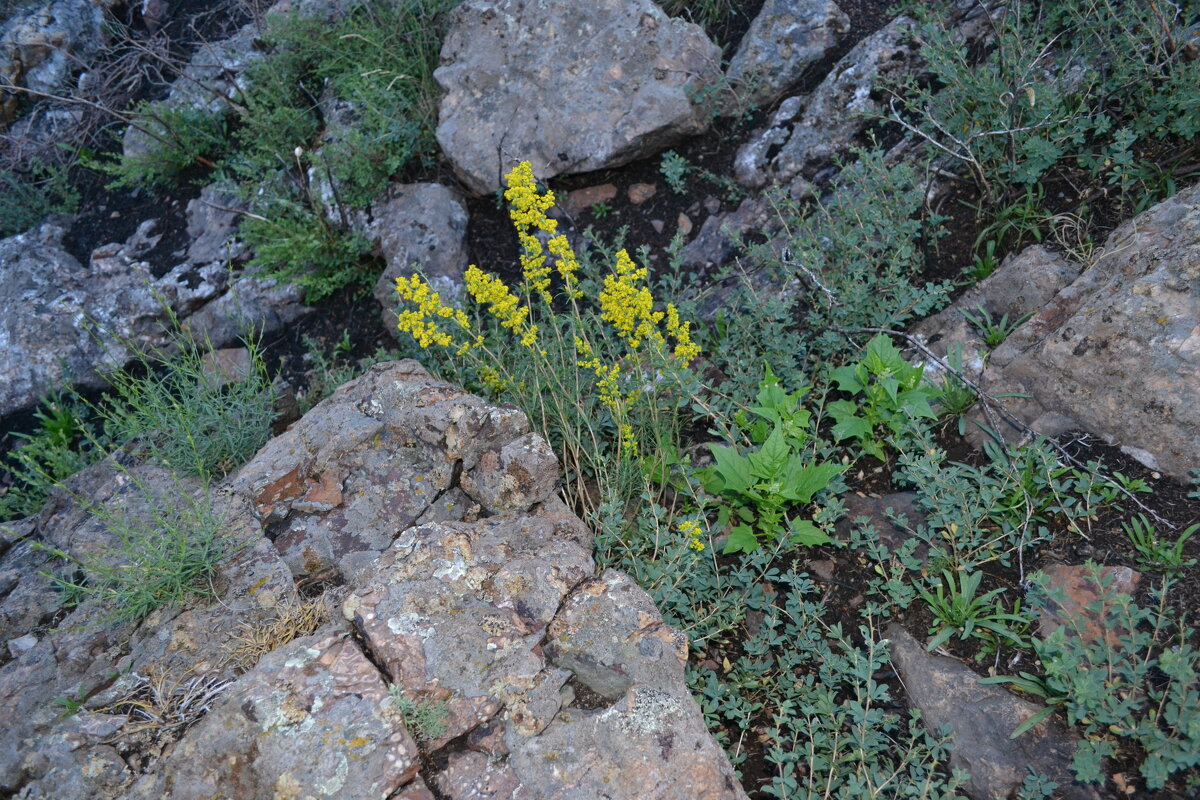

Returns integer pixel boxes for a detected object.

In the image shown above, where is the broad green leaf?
[780,459,846,503]
[831,413,873,444]
[897,387,939,419]
[865,333,904,374]
[708,445,753,493]
[879,375,902,403]
[788,519,831,546]
[748,426,789,480]
[829,365,863,393]
[723,524,759,554]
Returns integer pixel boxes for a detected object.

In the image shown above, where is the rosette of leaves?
[701,368,845,554]
[826,334,939,460]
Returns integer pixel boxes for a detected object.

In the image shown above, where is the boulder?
[887,624,1097,800]
[0,0,105,127]
[976,182,1200,477]
[725,0,850,108]
[0,221,171,417]
[435,0,722,194]
[734,16,920,192]
[369,183,470,334]
[0,361,749,799]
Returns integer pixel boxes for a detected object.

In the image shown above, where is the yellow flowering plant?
[394,160,706,525]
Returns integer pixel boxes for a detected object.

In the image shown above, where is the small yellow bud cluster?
[575,337,624,413]
[678,520,706,552]
[464,265,537,347]
[395,274,471,349]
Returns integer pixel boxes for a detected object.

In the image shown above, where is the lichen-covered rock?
[0,221,171,417]
[734,16,920,191]
[344,509,594,743]
[435,0,721,194]
[0,0,105,126]
[228,360,549,579]
[125,629,421,800]
[725,0,850,107]
[976,182,1200,476]
[369,183,470,334]
[497,569,749,800]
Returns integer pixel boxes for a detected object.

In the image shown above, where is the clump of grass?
[224,595,330,671]
[388,688,449,744]
[39,470,238,624]
[98,332,275,479]
[0,393,101,522]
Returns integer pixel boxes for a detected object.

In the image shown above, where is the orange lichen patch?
[302,467,345,509]
[253,465,307,517]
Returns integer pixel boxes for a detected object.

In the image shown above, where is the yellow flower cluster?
[504,161,582,300]
[600,249,664,349]
[597,251,701,366]
[394,274,471,349]
[464,265,537,347]
[665,304,701,365]
[678,520,706,552]
[575,337,623,412]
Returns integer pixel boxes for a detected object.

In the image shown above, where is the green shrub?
[0,160,79,237]
[239,201,374,302]
[749,147,951,361]
[98,332,275,480]
[96,101,227,189]
[0,394,101,522]
[893,2,1200,203]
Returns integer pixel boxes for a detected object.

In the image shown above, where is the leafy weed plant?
[826,334,939,460]
[701,368,845,553]
[917,568,1030,652]
[961,306,1033,348]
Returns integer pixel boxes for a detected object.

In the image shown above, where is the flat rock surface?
[977,182,1200,477]
[435,0,721,194]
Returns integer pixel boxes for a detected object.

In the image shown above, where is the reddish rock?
[1036,563,1141,647]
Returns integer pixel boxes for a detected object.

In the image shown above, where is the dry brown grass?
[223,594,330,673]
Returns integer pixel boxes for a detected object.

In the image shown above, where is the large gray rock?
[0,222,171,417]
[435,0,722,195]
[0,217,307,417]
[725,0,850,108]
[976,182,1200,477]
[734,16,920,191]
[0,0,105,126]
[0,459,300,795]
[370,183,470,334]
[887,624,1097,800]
